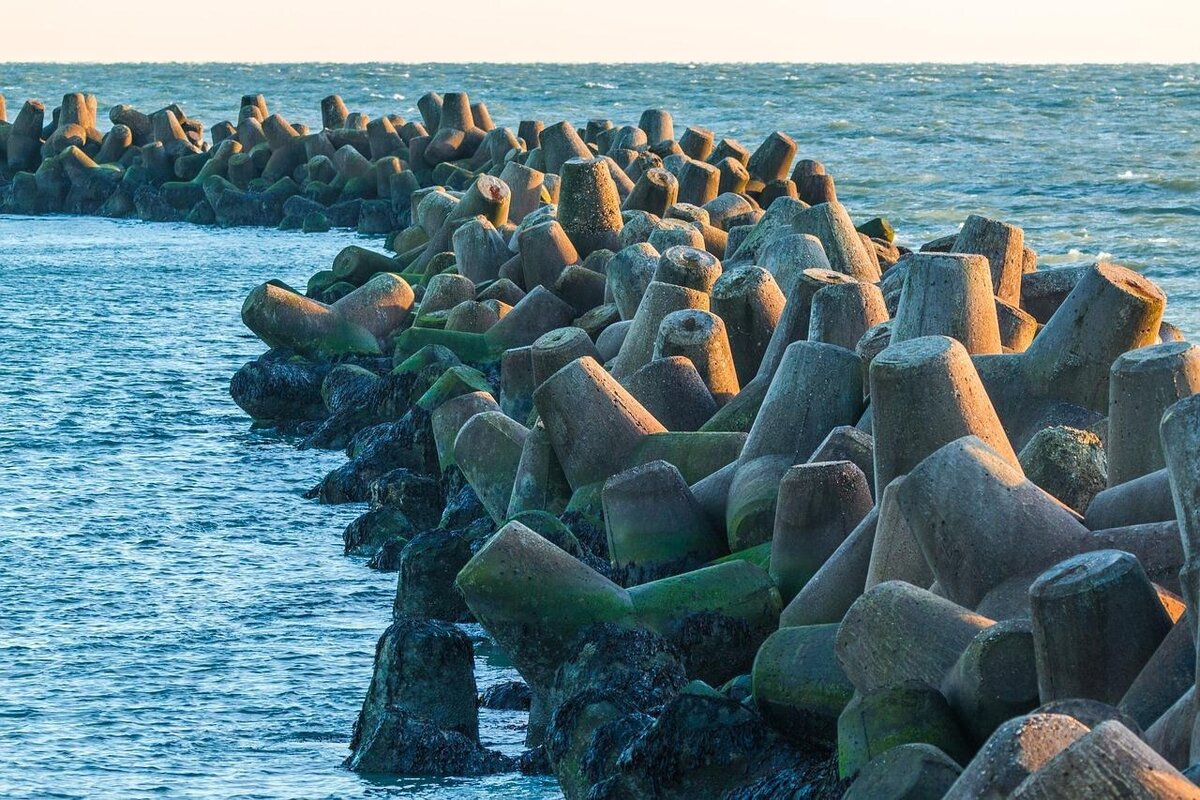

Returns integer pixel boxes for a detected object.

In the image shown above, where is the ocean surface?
[0,63,1198,799]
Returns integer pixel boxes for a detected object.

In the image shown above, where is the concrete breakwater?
[0,90,444,233]
[113,85,1200,797]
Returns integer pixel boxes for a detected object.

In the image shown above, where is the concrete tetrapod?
[654,245,722,293]
[595,320,631,362]
[870,335,1018,491]
[953,214,1025,306]
[757,232,831,298]
[740,340,865,466]
[941,619,1040,745]
[769,460,873,603]
[606,243,659,321]
[622,356,718,432]
[865,476,934,590]
[626,430,747,485]
[455,520,635,693]
[996,297,1039,352]
[843,743,964,800]
[1166,391,1200,573]
[1086,468,1176,529]
[1033,697,1146,736]
[499,346,536,422]
[754,267,858,388]
[836,580,994,695]
[557,156,623,257]
[622,166,677,216]
[808,281,889,352]
[751,623,855,747]
[890,252,1003,355]
[602,459,727,584]
[648,217,700,251]
[497,161,546,224]
[407,175,511,276]
[1029,549,1172,706]
[709,265,786,385]
[724,454,795,552]
[452,216,508,284]
[808,425,876,497]
[554,264,606,319]
[506,424,572,519]
[419,273,475,316]
[837,680,972,779]
[1009,720,1199,799]
[609,281,709,380]
[1144,686,1196,769]
[628,559,781,686]
[1108,342,1200,487]
[746,130,795,184]
[453,411,530,525]
[654,309,740,406]
[516,219,579,291]
[484,285,576,351]
[943,713,1090,800]
[532,356,666,490]
[779,506,879,627]
[429,390,500,471]
[530,327,599,387]
[1120,619,1196,732]
[790,201,881,283]
[895,436,1089,609]
[1162,394,1200,638]
[976,262,1165,443]
[241,274,414,357]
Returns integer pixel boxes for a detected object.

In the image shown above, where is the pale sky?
[2,0,1197,63]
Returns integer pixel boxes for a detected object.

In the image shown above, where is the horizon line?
[3,60,1198,66]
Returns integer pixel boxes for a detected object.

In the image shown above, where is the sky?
[1,0,1196,63]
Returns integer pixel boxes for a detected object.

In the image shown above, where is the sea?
[0,62,1197,799]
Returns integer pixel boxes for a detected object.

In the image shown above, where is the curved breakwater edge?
[3,63,1200,799]
[225,84,1200,796]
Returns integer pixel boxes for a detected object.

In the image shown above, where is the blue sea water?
[0,63,1198,798]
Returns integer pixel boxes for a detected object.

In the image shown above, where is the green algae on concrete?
[629,560,781,684]
[752,624,854,747]
[455,521,635,689]
[415,364,494,411]
[392,327,500,365]
[453,411,529,525]
[699,377,768,433]
[713,541,772,572]
[625,431,747,485]
[837,681,971,779]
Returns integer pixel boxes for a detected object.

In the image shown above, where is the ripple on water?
[0,217,559,799]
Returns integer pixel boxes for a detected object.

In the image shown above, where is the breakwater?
[217,84,1200,798]
[4,64,1199,799]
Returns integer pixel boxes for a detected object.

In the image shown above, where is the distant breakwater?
[0,89,495,236]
